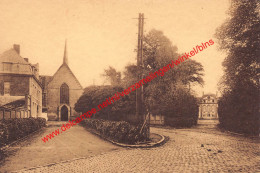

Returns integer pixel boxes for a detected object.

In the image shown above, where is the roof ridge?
[0,48,29,64]
[47,63,83,89]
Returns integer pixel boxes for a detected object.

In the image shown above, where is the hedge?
[164,116,197,128]
[0,118,46,148]
[75,86,136,122]
[81,119,148,144]
[218,119,258,136]
[217,85,259,136]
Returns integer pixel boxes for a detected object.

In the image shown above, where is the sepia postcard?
[0,0,259,172]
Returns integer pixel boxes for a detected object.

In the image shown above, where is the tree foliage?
[142,29,203,118]
[215,0,260,135]
[102,66,122,86]
[121,64,138,88]
[143,29,204,87]
[74,85,135,120]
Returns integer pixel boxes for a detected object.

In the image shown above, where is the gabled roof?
[0,48,29,64]
[48,63,83,89]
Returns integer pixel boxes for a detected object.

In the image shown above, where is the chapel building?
[40,41,83,121]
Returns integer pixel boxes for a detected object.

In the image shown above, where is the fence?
[0,107,30,120]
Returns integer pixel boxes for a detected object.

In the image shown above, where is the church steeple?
[63,40,68,65]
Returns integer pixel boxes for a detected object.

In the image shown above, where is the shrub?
[218,86,259,135]
[0,117,46,148]
[81,119,148,144]
[75,85,136,121]
[146,86,198,127]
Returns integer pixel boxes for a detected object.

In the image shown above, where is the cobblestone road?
[0,121,118,172]
[18,125,259,173]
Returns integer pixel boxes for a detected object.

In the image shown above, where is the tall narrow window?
[4,82,10,95]
[60,83,69,104]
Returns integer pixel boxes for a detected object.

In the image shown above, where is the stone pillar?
[198,105,202,119]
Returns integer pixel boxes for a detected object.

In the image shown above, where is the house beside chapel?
[40,41,83,121]
[0,44,42,119]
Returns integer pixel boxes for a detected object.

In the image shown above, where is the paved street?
[16,122,259,173]
[0,121,119,173]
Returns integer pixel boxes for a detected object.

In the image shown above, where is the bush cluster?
[81,119,148,144]
[0,118,46,148]
[147,87,199,127]
[164,116,197,128]
[218,86,259,135]
[75,85,136,122]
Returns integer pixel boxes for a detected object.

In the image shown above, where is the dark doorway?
[61,106,68,121]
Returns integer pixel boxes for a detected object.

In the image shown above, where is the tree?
[215,0,260,135]
[121,64,138,88]
[142,29,203,123]
[143,29,204,87]
[102,66,122,86]
[76,29,204,127]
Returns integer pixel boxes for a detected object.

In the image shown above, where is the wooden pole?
[136,13,145,123]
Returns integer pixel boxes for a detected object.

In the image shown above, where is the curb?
[106,133,166,148]
[85,127,167,148]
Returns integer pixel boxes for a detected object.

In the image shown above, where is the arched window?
[60,83,69,104]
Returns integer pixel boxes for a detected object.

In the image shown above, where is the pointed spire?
[63,39,68,65]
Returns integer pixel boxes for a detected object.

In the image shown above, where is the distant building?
[198,93,218,119]
[149,114,164,125]
[0,44,42,119]
[40,41,83,121]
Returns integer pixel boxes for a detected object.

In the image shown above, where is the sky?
[0,0,230,97]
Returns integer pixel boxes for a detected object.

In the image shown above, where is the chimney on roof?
[24,58,29,62]
[13,44,20,54]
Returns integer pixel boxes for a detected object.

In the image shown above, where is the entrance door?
[61,105,68,121]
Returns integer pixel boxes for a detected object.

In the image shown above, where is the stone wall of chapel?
[47,65,83,120]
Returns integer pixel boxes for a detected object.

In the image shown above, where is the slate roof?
[0,48,29,64]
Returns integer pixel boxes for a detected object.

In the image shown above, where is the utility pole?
[136,13,150,139]
[136,13,144,124]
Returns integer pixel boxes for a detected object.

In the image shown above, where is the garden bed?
[80,119,149,145]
